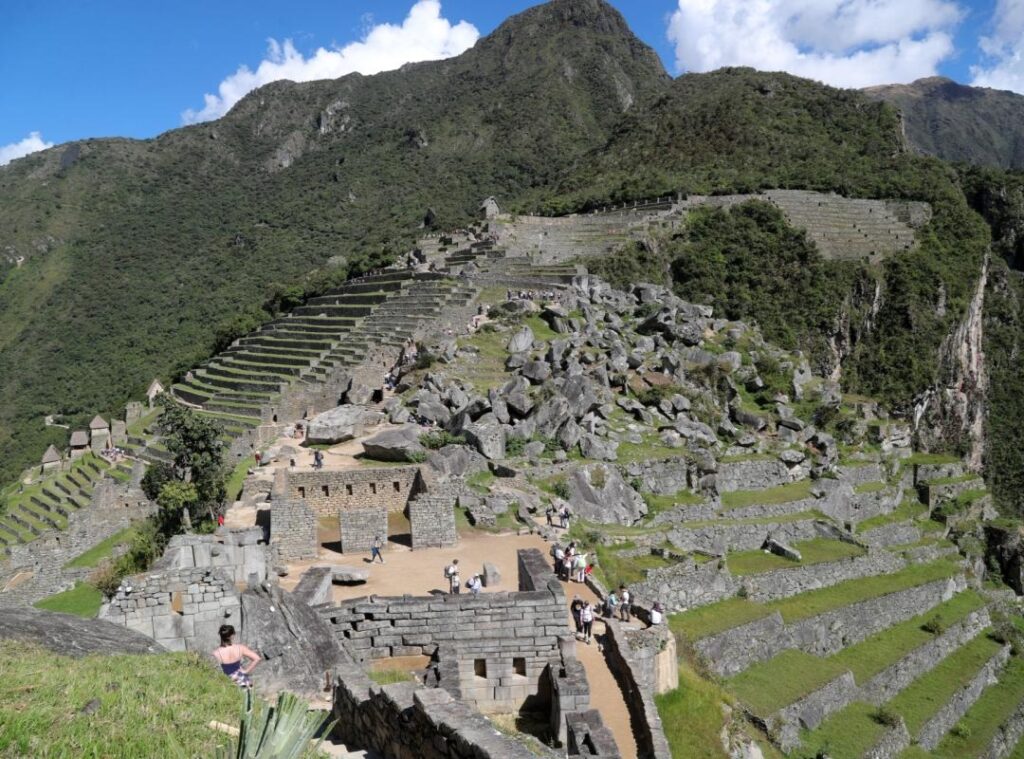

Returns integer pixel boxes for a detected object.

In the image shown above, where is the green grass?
[855,500,928,533]
[368,668,416,685]
[32,583,103,618]
[929,657,1024,758]
[681,510,824,529]
[720,479,812,510]
[63,526,137,569]
[523,315,558,342]
[854,481,889,494]
[671,558,961,641]
[592,544,677,590]
[888,634,1004,735]
[727,591,986,716]
[641,489,704,516]
[225,455,256,502]
[466,469,496,494]
[925,473,983,487]
[655,660,731,759]
[0,641,243,757]
[797,701,890,759]
[904,452,961,466]
[729,650,847,716]
[727,538,865,576]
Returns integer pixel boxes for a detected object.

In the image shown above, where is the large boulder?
[568,464,647,525]
[306,405,384,444]
[0,607,165,656]
[463,417,506,460]
[361,424,426,462]
[428,445,487,478]
[507,325,535,354]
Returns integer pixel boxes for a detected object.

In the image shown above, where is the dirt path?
[565,580,641,759]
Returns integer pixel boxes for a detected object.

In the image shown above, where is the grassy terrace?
[225,455,256,502]
[854,480,889,494]
[890,634,1004,735]
[727,538,865,576]
[929,657,1024,758]
[903,452,961,467]
[641,489,704,516]
[796,701,889,759]
[655,660,733,759]
[720,479,812,510]
[0,641,242,757]
[670,558,962,642]
[63,526,136,569]
[855,500,928,533]
[728,591,985,715]
[925,473,984,487]
[591,544,678,590]
[32,582,104,618]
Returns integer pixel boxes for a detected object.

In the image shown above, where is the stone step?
[196,371,284,395]
[238,334,335,352]
[202,362,295,384]
[18,502,62,530]
[201,400,264,419]
[214,358,304,378]
[292,303,374,318]
[222,348,317,367]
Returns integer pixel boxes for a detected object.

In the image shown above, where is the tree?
[156,481,199,534]
[155,395,227,521]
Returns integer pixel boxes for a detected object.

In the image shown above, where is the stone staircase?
[0,454,113,555]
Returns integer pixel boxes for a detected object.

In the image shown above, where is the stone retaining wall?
[155,530,268,585]
[714,459,793,493]
[983,695,1024,759]
[666,517,837,553]
[772,671,857,751]
[631,556,738,611]
[695,575,966,677]
[917,644,1012,750]
[602,620,674,758]
[860,521,922,548]
[740,549,903,603]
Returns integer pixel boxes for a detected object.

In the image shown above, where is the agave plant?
[218,690,334,759]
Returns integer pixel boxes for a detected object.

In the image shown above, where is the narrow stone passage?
[565,580,641,759]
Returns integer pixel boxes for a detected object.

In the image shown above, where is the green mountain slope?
[865,77,1024,170]
[0,0,668,484]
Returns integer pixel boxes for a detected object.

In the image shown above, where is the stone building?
[89,415,110,454]
[39,445,61,473]
[68,430,89,459]
[146,378,165,408]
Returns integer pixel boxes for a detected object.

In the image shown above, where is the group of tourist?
[443,558,482,595]
[545,503,572,529]
[506,288,560,303]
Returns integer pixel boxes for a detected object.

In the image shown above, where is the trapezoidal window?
[345,484,353,496]
[474,659,487,679]
[393,481,401,492]
[321,485,330,497]
[513,657,527,677]
[297,486,306,499]
[369,482,377,495]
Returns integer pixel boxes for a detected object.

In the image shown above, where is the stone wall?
[983,695,1024,759]
[602,620,674,759]
[332,653,557,759]
[860,521,922,548]
[339,507,387,554]
[282,466,421,516]
[270,495,317,561]
[408,493,458,550]
[0,476,154,608]
[99,566,240,652]
[695,574,966,677]
[771,671,857,751]
[666,516,838,553]
[917,644,1012,750]
[631,556,738,611]
[622,457,690,496]
[739,549,904,603]
[714,459,793,493]
[155,529,268,585]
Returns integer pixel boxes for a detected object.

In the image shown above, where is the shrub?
[407,451,427,463]
[590,467,606,488]
[551,479,571,500]
[872,708,901,728]
[419,431,465,450]
[922,615,945,635]
[952,722,972,740]
[414,352,436,371]
[505,437,525,457]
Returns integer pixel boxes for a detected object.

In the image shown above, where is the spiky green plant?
[218,690,333,759]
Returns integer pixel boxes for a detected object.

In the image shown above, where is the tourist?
[650,602,664,626]
[552,543,565,578]
[560,505,571,529]
[581,601,594,644]
[212,624,261,689]
[619,586,632,622]
[313,450,324,470]
[467,574,482,596]
[570,595,585,640]
[370,535,385,564]
[545,505,555,527]
[445,559,461,594]
[573,552,587,583]
[604,589,619,619]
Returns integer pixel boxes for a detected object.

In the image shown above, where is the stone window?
[370,482,377,495]
[321,485,330,497]
[346,484,353,496]
[393,481,401,493]
[474,659,487,679]
[297,486,306,499]
[513,657,526,677]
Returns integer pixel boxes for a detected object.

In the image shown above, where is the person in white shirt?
[650,602,664,625]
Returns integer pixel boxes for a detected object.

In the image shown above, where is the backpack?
[444,565,455,579]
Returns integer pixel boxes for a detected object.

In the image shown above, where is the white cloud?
[667,0,963,89]
[971,0,1024,93]
[0,131,54,166]
[183,0,478,124]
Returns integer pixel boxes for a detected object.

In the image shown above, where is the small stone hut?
[69,430,89,459]
[40,444,62,473]
[89,415,110,454]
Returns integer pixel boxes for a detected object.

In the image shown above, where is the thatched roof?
[89,415,109,430]
[41,444,61,464]
[69,430,89,447]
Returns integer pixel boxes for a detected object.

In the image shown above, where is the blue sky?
[1,0,1021,164]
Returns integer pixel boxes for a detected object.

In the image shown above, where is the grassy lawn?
[671,558,961,641]
[63,527,136,569]
[592,544,677,590]
[925,473,984,487]
[888,634,1004,736]
[854,480,889,494]
[855,500,928,533]
[225,455,256,502]
[656,660,731,759]
[797,701,889,759]
[727,538,865,576]
[670,598,774,641]
[930,657,1024,758]
[904,452,961,466]
[642,489,704,516]
[768,558,961,625]
[729,650,847,716]
[720,479,812,510]
[32,583,103,618]
[368,668,416,685]
[728,591,986,715]
[466,469,496,493]
[0,641,243,757]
